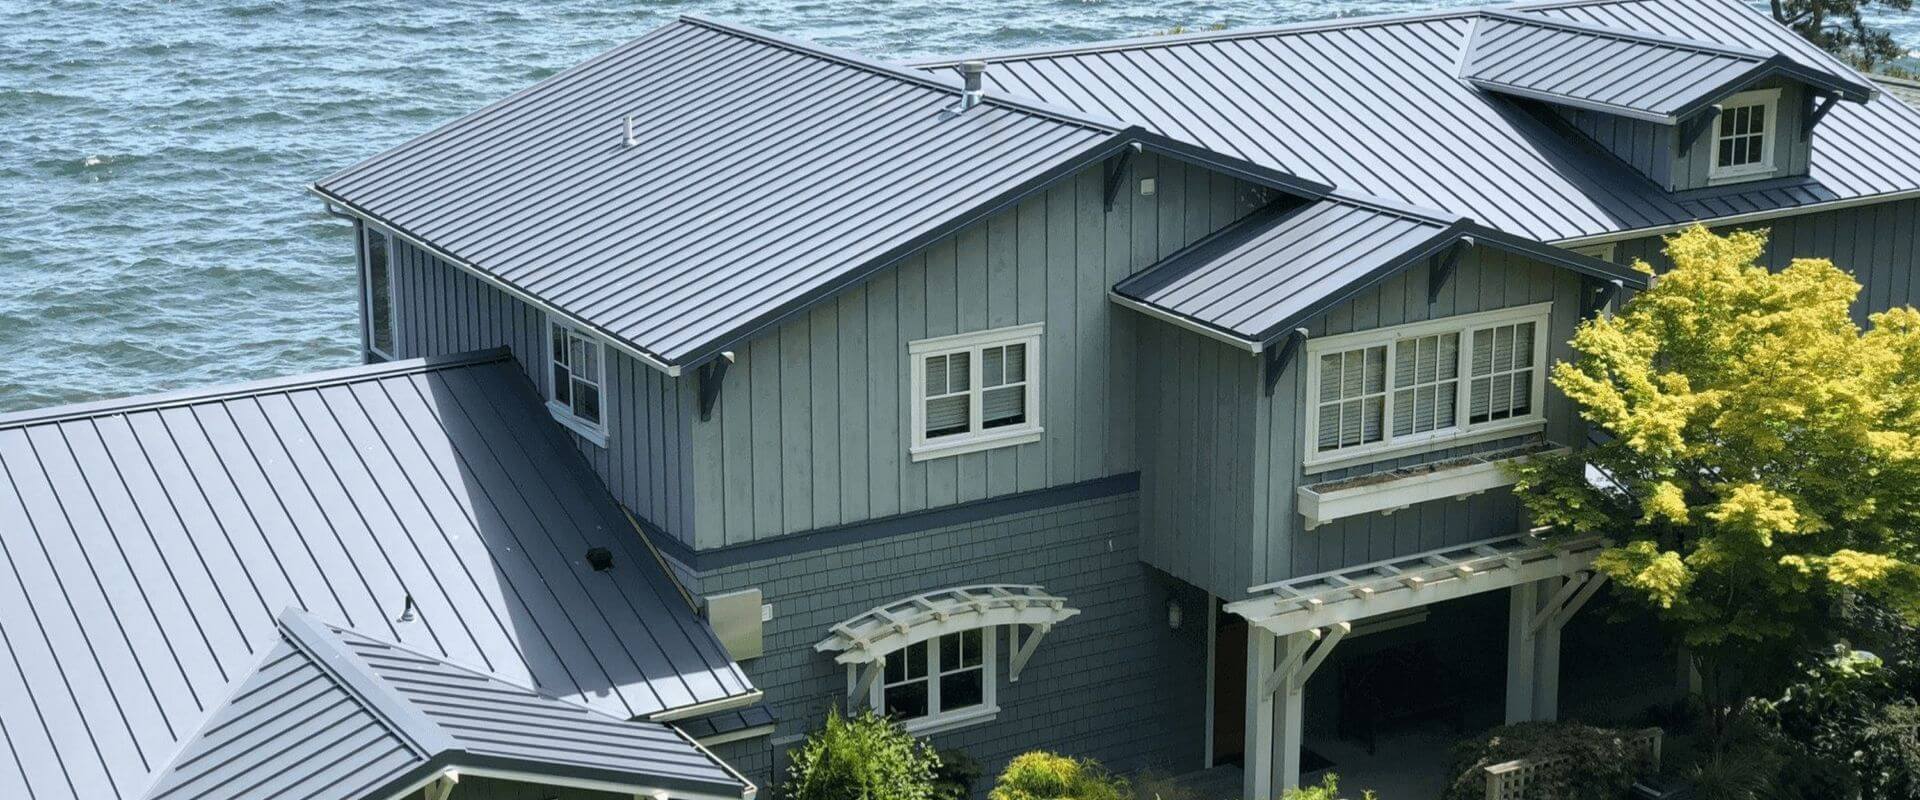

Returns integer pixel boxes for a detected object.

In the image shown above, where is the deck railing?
[1482,728,1663,800]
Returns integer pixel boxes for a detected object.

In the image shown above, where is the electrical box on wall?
[706,588,765,661]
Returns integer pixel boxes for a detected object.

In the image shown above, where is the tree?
[1769,0,1914,68]
[1512,226,1920,740]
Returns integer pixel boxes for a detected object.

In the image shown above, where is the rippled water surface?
[3,0,1917,412]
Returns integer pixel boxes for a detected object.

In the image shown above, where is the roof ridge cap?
[276,609,460,758]
[0,348,512,432]
[676,14,1124,132]
[324,624,640,723]
[1477,8,1771,59]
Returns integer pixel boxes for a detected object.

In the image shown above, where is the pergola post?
[1245,624,1349,797]
[1532,575,1565,721]
[1243,626,1277,800]
[1506,580,1540,723]
[1507,571,1607,723]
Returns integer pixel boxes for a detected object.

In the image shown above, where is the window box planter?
[1297,443,1568,530]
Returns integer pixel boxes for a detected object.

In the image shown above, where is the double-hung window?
[908,324,1043,461]
[872,628,996,732]
[360,225,397,362]
[1305,304,1550,470]
[546,317,608,444]
[1709,89,1780,181]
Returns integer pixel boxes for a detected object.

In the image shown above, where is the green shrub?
[783,709,941,800]
[1442,722,1650,800]
[932,748,984,800]
[989,751,1131,800]
[1762,644,1920,799]
[1279,773,1374,800]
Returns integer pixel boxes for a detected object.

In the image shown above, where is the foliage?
[1278,773,1375,800]
[1768,0,1914,67]
[1511,226,1920,724]
[932,748,984,800]
[989,752,1132,800]
[783,709,942,800]
[1442,722,1651,800]
[1761,644,1920,799]
[1129,771,1203,800]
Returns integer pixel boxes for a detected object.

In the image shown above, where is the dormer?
[1460,11,1876,191]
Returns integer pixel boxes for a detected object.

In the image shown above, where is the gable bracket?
[1582,277,1623,317]
[1263,328,1309,397]
[1427,235,1475,304]
[1679,106,1721,150]
[1103,143,1142,211]
[697,353,734,422]
[1803,92,1839,141]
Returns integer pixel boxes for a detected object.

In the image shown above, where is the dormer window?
[1710,89,1780,181]
[547,317,609,445]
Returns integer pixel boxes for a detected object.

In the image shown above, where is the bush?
[1442,722,1650,800]
[932,748,984,800]
[989,751,1131,800]
[1279,773,1373,800]
[1762,644,1920,799]
[783,709,941,800]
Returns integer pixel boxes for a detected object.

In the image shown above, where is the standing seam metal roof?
[0,350,754,800]
[143,610,749,800]
[1460,11,1873,124]
[918,0,1920,244]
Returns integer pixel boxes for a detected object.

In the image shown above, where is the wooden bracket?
[1263,328,1309,397]
[1803,92,1839,140]
[1427,236,1474,304]
[1582,278,1623,317]
[697,354,733,422]
[426,772,460,800]
[1260,623,1351,696]
[1103,144,1142,211]
[1008,623,1052,682]
[1528,571,1610,634]
[851,660,884,710]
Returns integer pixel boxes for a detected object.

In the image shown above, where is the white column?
[1275,633,1309,792]
[1532,575,1564,721]
[1505,580,1539,723]
[1243,626,1276,800]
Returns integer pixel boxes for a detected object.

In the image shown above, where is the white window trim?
[1707,88,1782,183]
[360,224,398,363]
[907,323,1044,462]
[1571,242,1616,263]
[1302,303,1552,473]
[865,628,1000,736]
[545,317,610,447]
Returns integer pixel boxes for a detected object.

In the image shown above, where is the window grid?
[1469,322,1535,424]
[548,321,605,433]
[909,324,1043,461]
[1716,103,1767,169]
[362,227,396,361]
[875,629,992,726]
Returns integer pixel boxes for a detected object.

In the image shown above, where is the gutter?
[1550,187,1920,248]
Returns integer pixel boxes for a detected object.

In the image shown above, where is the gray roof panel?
[0,351,755,800]
[145,610,750,800]
[925,0,1920,243]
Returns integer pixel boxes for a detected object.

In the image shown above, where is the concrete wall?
[690,492,1210,794]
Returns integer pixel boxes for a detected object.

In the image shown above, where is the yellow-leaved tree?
[1512,226,1920,734]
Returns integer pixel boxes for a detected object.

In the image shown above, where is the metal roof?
[0,350,754,800]
[921,0,1920,243]
[1113,197,1647,350]
[1461,11,1874,124]
[145,610,750,800]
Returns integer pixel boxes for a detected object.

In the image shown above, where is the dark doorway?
[1213,606,1247,765]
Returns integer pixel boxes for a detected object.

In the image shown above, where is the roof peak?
[0,348,511,432]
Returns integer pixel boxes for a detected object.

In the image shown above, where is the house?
[3,0,1918,798]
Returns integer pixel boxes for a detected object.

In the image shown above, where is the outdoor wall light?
[1167,599,1183,630]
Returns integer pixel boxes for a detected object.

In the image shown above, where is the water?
[2,1,1917,413]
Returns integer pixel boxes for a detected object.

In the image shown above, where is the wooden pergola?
[1224,531,1609,796]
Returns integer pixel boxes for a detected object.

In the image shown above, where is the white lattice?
[1483,728,1662,800]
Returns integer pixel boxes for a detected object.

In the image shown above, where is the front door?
[1213,610,1247,765]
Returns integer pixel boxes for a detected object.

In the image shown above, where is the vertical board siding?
[383,241,697,546]
[1556,106,1676,189]
[1553,78,1809,192]
[690,155,1270,548]
[1612,197,1920,319]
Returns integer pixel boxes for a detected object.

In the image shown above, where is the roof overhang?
[814,585,1080,665]
[1224,531,1606,636]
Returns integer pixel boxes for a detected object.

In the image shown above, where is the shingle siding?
[693,493,1209,794]
[690,154,1271,547]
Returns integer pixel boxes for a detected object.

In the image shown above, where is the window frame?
[359,223,398,363]
[1707,88,1782,182]
[1302,303,1551,473]
[866,628,1000,735]
[907,323,1044,462]
[544,316,610,446]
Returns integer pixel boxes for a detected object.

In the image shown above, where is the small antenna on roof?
[395,593,417,624]
[624,114,638,147]
[943,61,989,117]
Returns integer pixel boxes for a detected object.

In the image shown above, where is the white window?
[908,324,1043,461]
[546,318,608,444]
[361,226,397,362]
[1304,304,1550,471]
[1709,89,1780,181]
[870,628,997,732]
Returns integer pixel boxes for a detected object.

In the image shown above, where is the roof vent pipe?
[958,61,987,111]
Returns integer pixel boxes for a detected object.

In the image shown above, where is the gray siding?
[693,493,1210,792]
[1671,78,1810,190]
[1553,107,1675,188]
[689,154,1270,547]
[1613,197,1920,318]
[1554,78,1810,192]
[384,239,700,547]
[1134,248,1591,599]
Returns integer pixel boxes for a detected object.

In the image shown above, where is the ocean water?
[2,1,1916,413]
